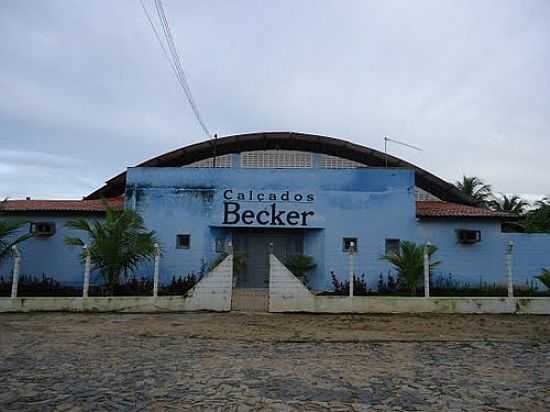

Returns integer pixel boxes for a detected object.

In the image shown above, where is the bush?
[0,272,199,297]
[327,271,370,296]
[0,274,81,297]
[159,274,198,296]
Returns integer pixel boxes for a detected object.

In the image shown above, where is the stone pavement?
[0,313,549,411]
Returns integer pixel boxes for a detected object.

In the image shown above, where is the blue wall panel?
[126,167,417,290]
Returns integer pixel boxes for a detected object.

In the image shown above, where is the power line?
[139,0,178,77]
[140,0,211,137]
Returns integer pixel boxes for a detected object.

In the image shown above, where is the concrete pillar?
[424,241,431,298]
[506,241,514,298]
[153,243,160,297]
[82,244,91,298]
[348,241,356,297]
[10,245,21,299]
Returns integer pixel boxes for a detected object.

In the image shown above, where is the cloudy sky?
[1,0,548,200]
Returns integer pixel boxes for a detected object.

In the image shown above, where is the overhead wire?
[140,0,211,137]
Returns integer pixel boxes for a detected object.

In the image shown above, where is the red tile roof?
[416,201,512,219]
[2,198,509,219]
[1,197,124,213]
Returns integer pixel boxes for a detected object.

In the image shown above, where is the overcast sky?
[1,0,548,200]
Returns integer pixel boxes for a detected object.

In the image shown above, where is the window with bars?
[415,187,440,201]
[385,239,401,256]
[240,150,313,168]
[319,154,364,169]
[183,154,232,168]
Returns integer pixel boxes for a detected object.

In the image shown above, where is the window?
[183,154,232,168]
[240,150,313,168]
[215,238,225,253]
[415,187,440,201]
[342,237,358,252]
[176,234,191,249]
[30,222,56,237]
[385,239,401,256]
[456,229,481,244]
[319,154,364,169]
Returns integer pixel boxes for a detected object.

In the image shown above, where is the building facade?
[2,132,549,291]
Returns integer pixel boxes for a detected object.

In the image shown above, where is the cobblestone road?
[1,313,549,411]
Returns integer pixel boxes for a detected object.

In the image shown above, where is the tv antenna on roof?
[384,136,423,167]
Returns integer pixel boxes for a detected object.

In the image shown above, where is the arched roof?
[86,132,474,205]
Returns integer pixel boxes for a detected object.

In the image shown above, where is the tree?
[535,196,550,208]
[0,199,32,265]
[284,255,316,282]
[488,194,529,215]
[455,176,493,207]
[380,241,441,296]
[524,201,550,233]
[65,204,158,294]
[535,268,550,290]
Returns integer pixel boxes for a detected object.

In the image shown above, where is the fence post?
[506,241,514,298]
[348,241,356,297]
[153,243,160,298]
[424,241,431,298]
[82,244,91,298]
[10,245,21,299]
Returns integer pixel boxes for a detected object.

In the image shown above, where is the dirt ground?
[1,313,549,411]
[2,311,547,343]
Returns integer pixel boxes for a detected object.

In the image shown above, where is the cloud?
[1,0,549,199]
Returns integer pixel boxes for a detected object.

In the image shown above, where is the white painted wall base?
[268,254,550,314]
[0,255,233,313]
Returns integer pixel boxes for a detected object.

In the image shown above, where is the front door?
[233,229,304,288]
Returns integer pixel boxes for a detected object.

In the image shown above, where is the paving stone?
[1,313,549,411]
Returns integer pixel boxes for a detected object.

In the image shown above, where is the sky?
[0,0,549,201]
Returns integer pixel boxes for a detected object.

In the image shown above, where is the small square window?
[456,229,481,244]
[215,238,225,253]
[176,234,190,249]
[385,239,401,256]
[30,222,56,237]
[343,237,358,252]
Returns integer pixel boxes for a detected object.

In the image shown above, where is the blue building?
[2,132,549,291]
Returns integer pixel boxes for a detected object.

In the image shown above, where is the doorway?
[232,229,304,289]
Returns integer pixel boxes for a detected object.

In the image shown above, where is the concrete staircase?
[231,288,268,312]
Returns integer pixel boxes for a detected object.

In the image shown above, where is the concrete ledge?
[0,296,220,313]
[270,295,550,314]
[0,254,233,313]
[269,254,550,314]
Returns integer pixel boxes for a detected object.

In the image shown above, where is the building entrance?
[232,229,304,289]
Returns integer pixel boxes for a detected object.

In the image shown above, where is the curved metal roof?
[86,131,474,205]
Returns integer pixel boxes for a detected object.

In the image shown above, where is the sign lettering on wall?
[221,189,315,227]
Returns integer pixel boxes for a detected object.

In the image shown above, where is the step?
[231,288,268,312]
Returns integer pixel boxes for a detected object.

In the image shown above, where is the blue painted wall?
[2,167,549,292]
[417,219,550,288]
[126,167,417,290]
[0,214,97,286]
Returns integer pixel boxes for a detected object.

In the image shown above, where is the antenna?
[212,133,218,167]
[384,136,423,167]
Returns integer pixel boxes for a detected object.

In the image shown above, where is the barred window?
[183,154,232,168]
[319,154,364,169]
[415,187,440,201]
[385,239,401,256]
[240,150,312,168]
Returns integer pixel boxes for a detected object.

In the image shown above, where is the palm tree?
[535,268,550,290]
[525,197,550,233]
[455,176,493,207]
[65,204,158,294]
[489,194,529,215]
[535,196,550,208]
[0,199,32,264]
[380,241,441,296]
